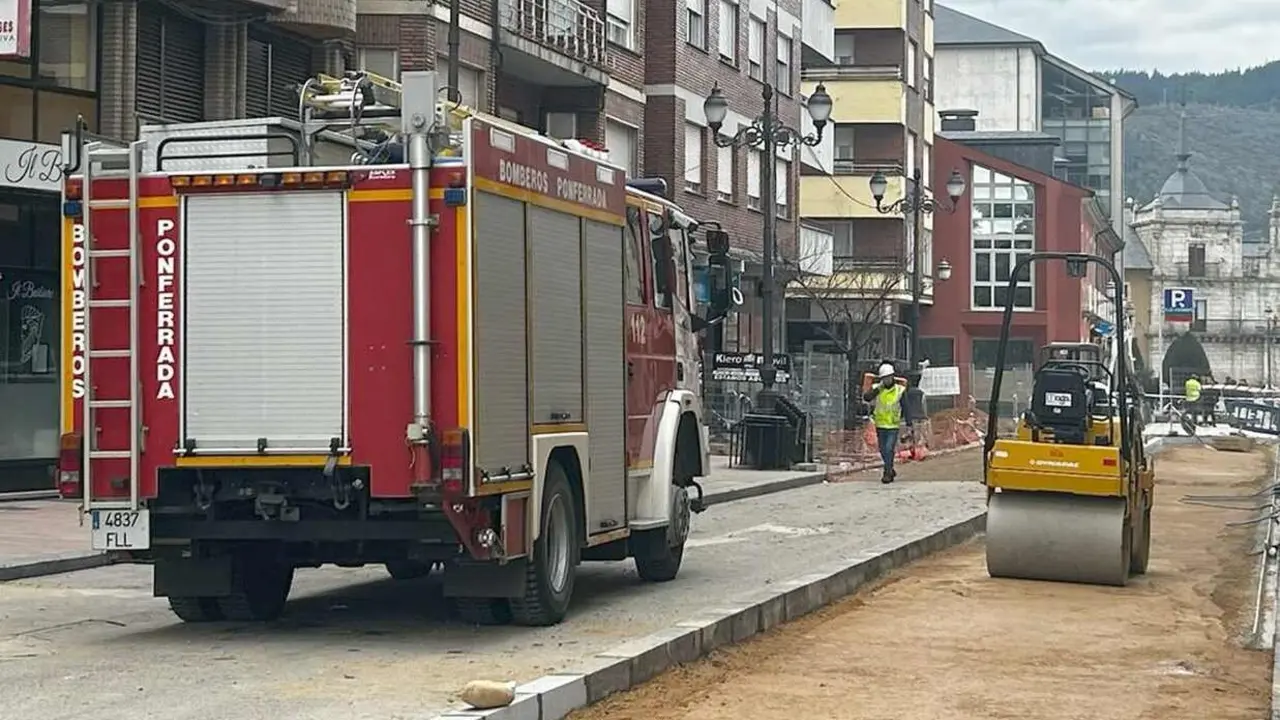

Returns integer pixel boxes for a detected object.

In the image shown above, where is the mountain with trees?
[1103,64,1280,238]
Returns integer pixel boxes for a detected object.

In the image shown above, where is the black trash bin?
[740,413,795,470]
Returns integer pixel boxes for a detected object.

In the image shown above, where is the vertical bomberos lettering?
[69,222,87,398]
[155,219,176,400]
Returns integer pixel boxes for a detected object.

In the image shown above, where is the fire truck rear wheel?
[167,596,224,623]
[217,555,295,622]
[509,460,579,627]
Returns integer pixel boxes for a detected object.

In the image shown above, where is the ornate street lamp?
[868,166,967,368]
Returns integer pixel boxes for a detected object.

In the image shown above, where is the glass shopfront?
[0,189,59,464]
[0,1,99,488]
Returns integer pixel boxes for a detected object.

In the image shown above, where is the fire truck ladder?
[79,139,145,513]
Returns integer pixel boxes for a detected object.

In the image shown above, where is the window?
[834,31,854,65]
[546,112,577,139]
[776,34,792,95]
[907,40,917,88]
[833,125,855,172]
[747,149,761,210]
[36,90,95,144]
[776,159,789,218]
[437,59,484,108]
[684,123,704,193]
[605,119,639,176]
[687,0,707,49]
[970,164,1036,310]
[918,337,955,366]
[624,208,646,304]
[1192,299,1207,332]
[922,142,931,189]
[922,54,933,101]
[38,1,95,90]
[499,106,521,122]
[748,17,764,80]
[0,193,61,461]
[1187,243,1206,277]
[649,212,674,309]
[607,0,636,50]
[718,0,738,61]
[973,338,1035,369]
[357,48,399,80]
[907,131,917,178]
[716,143,734,202]
[818,220,855,258]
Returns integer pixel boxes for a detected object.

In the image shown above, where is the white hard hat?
[877,363,896,378]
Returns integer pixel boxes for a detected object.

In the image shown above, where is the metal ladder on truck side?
[79,140,145,514]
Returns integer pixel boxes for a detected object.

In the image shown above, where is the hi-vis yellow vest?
[872,384,906,429]
[1184,378,1201,402]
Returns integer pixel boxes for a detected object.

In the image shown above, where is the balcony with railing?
[497,0,609,87]
[1182,318,1277,337]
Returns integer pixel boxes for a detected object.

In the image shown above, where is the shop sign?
[0,0,32,59]
[0,138,62,193]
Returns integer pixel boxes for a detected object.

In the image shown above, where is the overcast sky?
[941,0,1280,73]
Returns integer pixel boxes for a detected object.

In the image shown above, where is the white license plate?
[1045,392,1073,408]
[90,509,151,550]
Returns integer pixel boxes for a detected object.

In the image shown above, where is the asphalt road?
[0,479,985,720]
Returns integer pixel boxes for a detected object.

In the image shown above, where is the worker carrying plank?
[862,363,914,484]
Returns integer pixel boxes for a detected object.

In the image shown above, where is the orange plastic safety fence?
[821,408,986,482]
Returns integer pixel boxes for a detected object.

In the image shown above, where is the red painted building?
[918,135,1115,403]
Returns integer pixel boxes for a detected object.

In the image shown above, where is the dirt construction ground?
[573,445,1275,720]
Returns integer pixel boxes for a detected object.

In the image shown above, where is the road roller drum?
[986,490,1131,586]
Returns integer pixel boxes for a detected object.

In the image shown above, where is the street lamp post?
[703,80,833,409]
[1266,306,1275,388]
[868,166,967,370]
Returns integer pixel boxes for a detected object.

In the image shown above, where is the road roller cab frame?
[982,252,1155,587]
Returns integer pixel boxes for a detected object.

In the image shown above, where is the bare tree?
[781,250,910,429]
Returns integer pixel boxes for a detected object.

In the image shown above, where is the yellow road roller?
[982,252,1155,587]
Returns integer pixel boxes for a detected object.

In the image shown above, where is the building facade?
[1131,115,1280,388]
[931,4,1134,237]
[639,0,832,356]
[1,0,98,491]
[789,0,935,366]
[920,134,1112,404]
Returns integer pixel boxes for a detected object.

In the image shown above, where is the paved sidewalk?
[0,499,107,581]
[0,447,978,582]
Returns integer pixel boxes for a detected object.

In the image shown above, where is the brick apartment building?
[643,0,834,353]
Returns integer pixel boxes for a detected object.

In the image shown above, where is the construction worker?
[863,363,911,484]
[1184,373,1202,422]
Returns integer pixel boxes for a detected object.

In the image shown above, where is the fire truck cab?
[58,71,740,626]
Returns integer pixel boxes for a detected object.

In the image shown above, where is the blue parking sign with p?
[1163,288,1194,316]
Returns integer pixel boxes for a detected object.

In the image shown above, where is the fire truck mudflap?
[58,71,741,627]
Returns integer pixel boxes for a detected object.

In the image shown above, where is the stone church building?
[1127,111,1280,389]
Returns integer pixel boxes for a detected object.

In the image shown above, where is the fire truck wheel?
[446,596,514,626]
[385,559,435,580]
[633,485,690,583]
[217,556,295,622]
[167,596,224,623]
[509,461,579,626]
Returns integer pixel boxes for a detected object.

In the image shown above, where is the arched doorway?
[1162,332,1212,389]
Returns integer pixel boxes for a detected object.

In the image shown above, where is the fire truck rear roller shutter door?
[528,206,584,425]
[182,192,346,451]
[472,191,530,472]
[582,219,627,531]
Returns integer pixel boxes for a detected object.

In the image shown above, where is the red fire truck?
[58,71,738,625]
